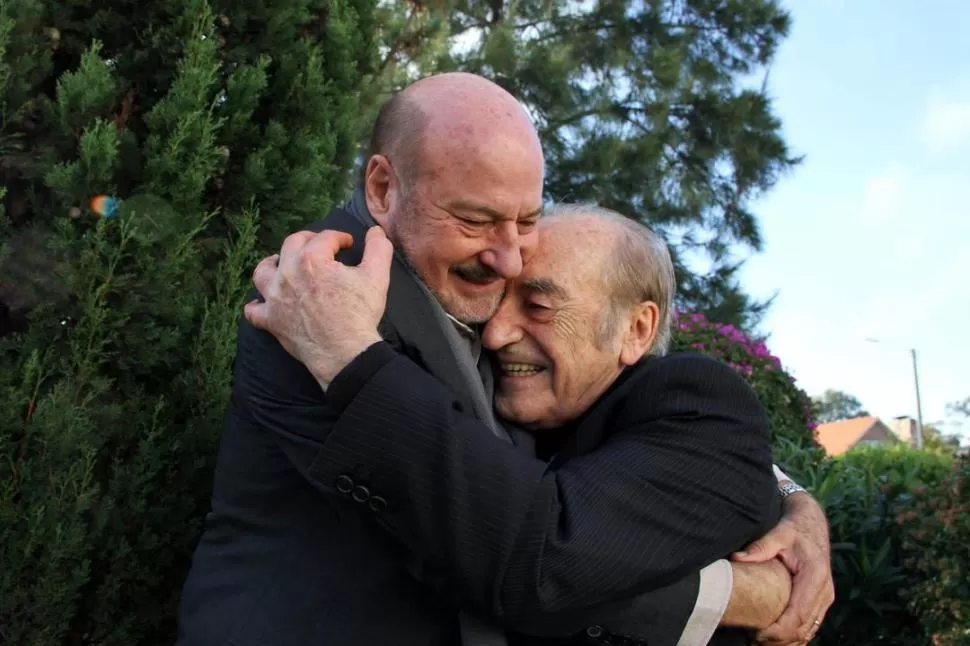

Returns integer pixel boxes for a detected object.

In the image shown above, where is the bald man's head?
[367,73,540,188]
[362,73,546,324]
[366,88,425,186]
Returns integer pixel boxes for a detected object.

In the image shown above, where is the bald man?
[177,73,832,646]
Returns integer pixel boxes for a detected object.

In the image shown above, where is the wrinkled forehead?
[540,217,614,269]
[513,226,607,296]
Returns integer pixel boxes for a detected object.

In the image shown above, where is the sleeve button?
[335,474,354,494]
[352,485,371,503]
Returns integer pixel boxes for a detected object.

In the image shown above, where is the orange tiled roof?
[815,416,881,456]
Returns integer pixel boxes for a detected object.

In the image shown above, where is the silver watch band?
[778,481,806,499]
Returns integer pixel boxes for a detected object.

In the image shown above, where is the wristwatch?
[778,481,806,499]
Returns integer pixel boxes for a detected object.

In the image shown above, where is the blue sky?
[739,0,970,441]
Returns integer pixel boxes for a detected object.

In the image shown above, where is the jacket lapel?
[382,256,489,425]
[321,207,513,646]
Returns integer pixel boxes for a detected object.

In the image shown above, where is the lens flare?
[90,195,119,218]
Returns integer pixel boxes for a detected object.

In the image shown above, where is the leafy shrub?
[898,454,970,645]
[786,445,956,646]
[810,444,956,645]
[672,313,966,645]
[838,444,955,494]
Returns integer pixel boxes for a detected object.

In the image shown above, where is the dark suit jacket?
[176,203,706,646]
[307,343,783,645]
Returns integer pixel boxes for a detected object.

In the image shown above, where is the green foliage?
[837,444,955,492]
[921,423,963,457]
[367,0,800,330]
[807,453,925,645]
[672,314,968,645]
[0,0,375,642]
[898,454,970,646]
[788,444,960,646]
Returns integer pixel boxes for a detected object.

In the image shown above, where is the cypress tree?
[0,0,376,642]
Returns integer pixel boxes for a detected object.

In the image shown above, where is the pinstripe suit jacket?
[313,342,783,645]
[177,198,776,646]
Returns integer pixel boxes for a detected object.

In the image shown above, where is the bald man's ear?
[363,155,395,227]
[619,301,660,366]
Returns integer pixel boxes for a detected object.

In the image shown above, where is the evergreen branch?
[524,20,620,44]
[378,14,433,73]
[486,17,741,43]
[12,350,52,490]
[71,220,136,398]
[543,101,678,130]
[542,107,608,129]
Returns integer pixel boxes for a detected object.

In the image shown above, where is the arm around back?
[226,317,704,644]
[312,345,780,624]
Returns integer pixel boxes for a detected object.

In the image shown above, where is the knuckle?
[298,249,316,271]
[764,629,784,642]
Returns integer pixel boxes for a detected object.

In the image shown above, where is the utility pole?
[865,337,925,449]
[910,347,925,450]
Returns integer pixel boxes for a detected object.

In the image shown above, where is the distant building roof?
[816,416,893,456]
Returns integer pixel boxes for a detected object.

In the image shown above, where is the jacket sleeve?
[226,312,342,487]
[226,305,409,495]
[227,322,716,642]
[311,342,779,626]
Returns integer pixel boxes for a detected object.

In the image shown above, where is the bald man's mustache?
[451,262,501,285]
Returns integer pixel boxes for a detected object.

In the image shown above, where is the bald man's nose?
[481,224,524,279]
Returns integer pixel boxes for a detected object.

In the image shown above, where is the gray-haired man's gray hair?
[543,203,676,355]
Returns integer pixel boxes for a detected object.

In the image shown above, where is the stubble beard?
[389,196,504,326]
[444,289,504,325]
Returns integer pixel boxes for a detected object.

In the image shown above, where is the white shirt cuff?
[676,559,732,646]
[773,464,792,483]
